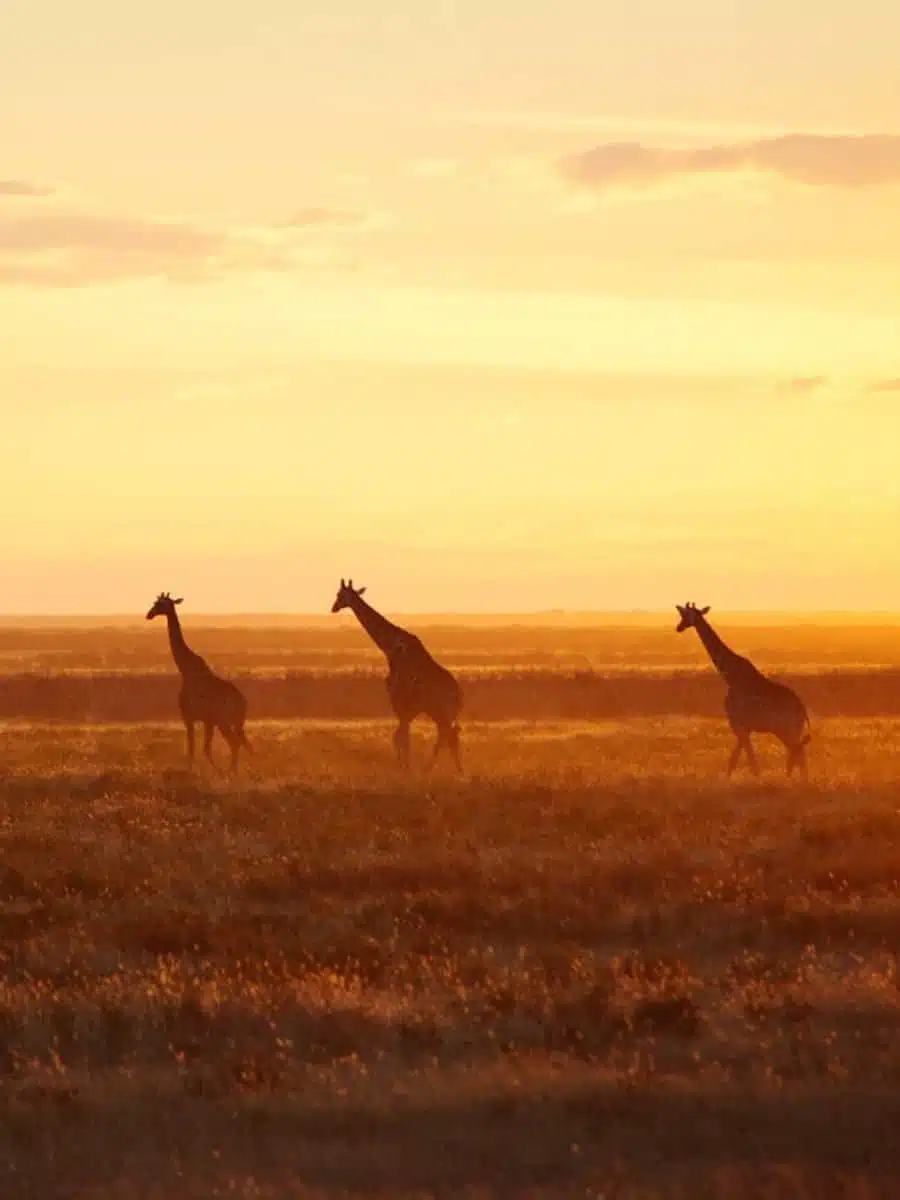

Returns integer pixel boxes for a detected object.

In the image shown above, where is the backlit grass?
[2,716,900,1196]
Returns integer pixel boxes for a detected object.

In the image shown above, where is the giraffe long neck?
[165,610,195,675]
[693,617,747,681]
[348,595,407,658]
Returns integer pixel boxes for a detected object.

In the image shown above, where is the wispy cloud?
[562,134,900,193]
[0,179,53,198]
[867,377,900,394]
[0,197,368,287]
[329,99,802,143]
[282,207,370,229]
[778,375,829,396]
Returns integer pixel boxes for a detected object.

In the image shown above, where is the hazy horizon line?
[4,609,900,626]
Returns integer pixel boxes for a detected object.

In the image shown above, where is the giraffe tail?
[800,708,812,746]
[239,727,253,754]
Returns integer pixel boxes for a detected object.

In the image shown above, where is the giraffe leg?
[220,726,240,774]
[203,722,216,767]
[184,720,196,765]
[447,723,462,772]
[726,738,743,776]
[425,724,447,772]
[743,736,760,777]
[797,744,809,781]
[787,742,808,780]
[393,721,411,771]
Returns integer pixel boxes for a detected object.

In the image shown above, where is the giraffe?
[675,602,811,778]
[145,592,251,773]
[330,579,462,771]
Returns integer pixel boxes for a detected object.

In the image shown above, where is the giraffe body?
[146,593,250,773]
[331,579,462,771]
[675,603,810,778]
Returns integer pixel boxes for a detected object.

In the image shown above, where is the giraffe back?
[387,636,461,724]
[180,668,247,727]
[725,675,808,746]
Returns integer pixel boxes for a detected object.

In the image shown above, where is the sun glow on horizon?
[4,1,900,612]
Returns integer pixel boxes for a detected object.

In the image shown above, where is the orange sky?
[4,1,900,612]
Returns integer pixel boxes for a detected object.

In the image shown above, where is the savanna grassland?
[3,617,900,1198]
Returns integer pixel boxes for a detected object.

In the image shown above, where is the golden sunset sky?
[4,1,900,612]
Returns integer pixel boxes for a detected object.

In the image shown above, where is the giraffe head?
[331,578,366,613]
[675,602,711,633]
[146,592,184,621]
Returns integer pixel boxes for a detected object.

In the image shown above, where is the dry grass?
[2,623,900,1196]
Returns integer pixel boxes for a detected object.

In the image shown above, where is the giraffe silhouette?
[146,592,251,773]
[675,602,810,778]
[330,579,462,771]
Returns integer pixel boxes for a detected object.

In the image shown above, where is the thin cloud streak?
[562,134,900,192]
[282,207,370,229]
[0,200,368,287]
[327,98,817,142]
[779,376,829,396]
[0,180,53,197]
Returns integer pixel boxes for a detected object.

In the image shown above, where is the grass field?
[3,620,900,1197]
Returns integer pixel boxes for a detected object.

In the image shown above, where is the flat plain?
[3,616,900,1198]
